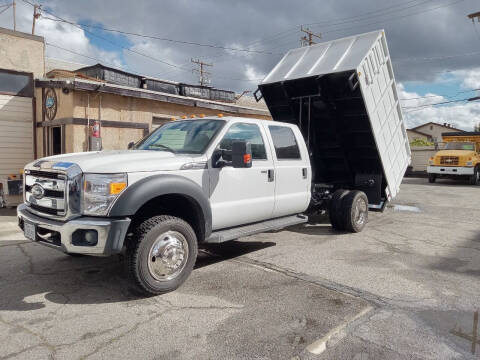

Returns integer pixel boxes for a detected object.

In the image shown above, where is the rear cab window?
[268,125,301,160]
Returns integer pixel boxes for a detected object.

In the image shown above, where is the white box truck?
[18,30,410,295]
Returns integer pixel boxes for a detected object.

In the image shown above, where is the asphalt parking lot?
[0,177,479,359]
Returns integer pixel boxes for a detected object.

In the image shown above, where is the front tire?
[127,215,198,296]
[428,174,436,183]
[469,166,479,185]
[341,190,369,233]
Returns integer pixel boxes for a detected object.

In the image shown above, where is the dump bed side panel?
[357,32,410,200]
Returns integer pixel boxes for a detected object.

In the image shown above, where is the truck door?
[208,122,275,230]
[265,124,311,217]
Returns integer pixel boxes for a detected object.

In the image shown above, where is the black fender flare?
[109,174,212,238]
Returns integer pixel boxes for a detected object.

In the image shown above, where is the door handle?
[302,168,307,179]
[268,169,274,182]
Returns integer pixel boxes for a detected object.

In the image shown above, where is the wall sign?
[44,88,58,120]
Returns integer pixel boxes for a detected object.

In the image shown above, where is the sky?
[1,0,480,130]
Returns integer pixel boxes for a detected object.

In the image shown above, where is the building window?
[430,125,433,130]
[0,69,33,97]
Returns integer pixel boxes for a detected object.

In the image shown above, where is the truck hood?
[434,150,475,157]
[33,150,205,173]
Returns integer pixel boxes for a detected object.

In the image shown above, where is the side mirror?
[232,140,252,168]
[128,141,135,150]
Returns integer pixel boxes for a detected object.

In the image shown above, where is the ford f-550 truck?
[17,30,410,295]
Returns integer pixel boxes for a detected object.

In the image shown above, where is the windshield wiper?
[148,144,176,153]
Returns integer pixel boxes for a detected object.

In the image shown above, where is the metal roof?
[262,30,383,84]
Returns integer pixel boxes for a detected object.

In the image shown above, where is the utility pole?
[32,4,41,35]
[300,25,321,46]
[467,11,480,21]
[12,0,16,31]
[191,58,212,86]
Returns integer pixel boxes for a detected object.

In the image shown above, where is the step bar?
[205,214,308,244]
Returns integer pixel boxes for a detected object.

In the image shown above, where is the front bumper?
[427,166,474,176]
[17,204,131,256]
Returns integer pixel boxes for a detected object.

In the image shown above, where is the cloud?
[244,64,265,82]
[1,0,479,96]
[452,68,480,90]
[0,1,123,68]
[398,84,480,131]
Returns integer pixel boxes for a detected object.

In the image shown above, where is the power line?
[46,42,263,83]
[20,0,188,71]
[305,0,435,30]
[395,49,480,63]
[403,97,475,112]
[40,16,281,55]
[0,3,11,15]
[228,0,463,64]
[45,42,132,71]
[320,0,465,36]
[23,0,265,84]
[400,89,478,101]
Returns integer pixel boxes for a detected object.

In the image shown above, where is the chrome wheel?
[148,231,189,281]
[353,197,368,226]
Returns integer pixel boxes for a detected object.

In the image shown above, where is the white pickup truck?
[17,30,410,295]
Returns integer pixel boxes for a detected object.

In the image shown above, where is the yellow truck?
[427,132,480,184]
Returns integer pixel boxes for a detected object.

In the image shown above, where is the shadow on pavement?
[426,231,480,278]
[404,177,479,187]
[0,240,276,310]
[0,207,17,218]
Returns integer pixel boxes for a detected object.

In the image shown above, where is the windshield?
[135,119,225,154]
[444,142,475,151]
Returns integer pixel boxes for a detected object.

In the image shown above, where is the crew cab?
[17,30,410,295]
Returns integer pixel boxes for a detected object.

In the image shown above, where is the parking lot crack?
[79,311,169,359]
[16,244,34,274]
[0,314,56,357]
[0,344,47,360]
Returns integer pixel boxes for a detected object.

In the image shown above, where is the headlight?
[82,173,127,216]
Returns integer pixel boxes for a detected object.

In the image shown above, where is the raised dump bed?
[257,30,411,206]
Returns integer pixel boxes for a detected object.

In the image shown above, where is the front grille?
[25,185,63,198]
[28,170,62,179]
[440,156,459,166]
[25,170,67,218]
[30,204,60,215]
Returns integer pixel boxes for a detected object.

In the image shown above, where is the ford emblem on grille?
[31,184,45,200]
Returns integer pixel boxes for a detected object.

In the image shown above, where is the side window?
[269,126,301,160]
[219,123,267,160]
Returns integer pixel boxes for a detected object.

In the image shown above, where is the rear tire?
[469,166,479,185]
[127,215,198,296]
[341,190,369,233]
[329,189,349,231]
[428,174,436,183]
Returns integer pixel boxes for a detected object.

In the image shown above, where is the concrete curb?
[306,305,374,355]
